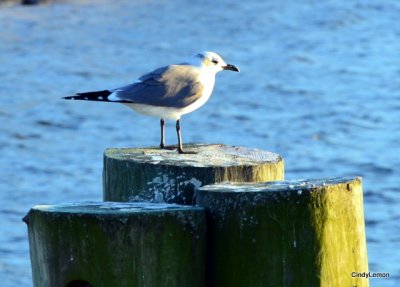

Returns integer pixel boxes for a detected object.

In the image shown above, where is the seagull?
[63,51,239,153]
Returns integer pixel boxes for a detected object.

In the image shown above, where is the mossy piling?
[196,176,369,287]
[23,202,206,287]
[24,145,369,287]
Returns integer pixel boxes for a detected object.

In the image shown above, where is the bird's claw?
[160,145,178,150]
[178,148,197,154]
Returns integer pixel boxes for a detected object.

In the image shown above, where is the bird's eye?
[211,59,219,64]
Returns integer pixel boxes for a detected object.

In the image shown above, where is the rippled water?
[1,0,399,286]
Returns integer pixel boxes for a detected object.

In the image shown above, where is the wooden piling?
[23,202,206,287]
[196,176,369,287]
[103,144,284,204]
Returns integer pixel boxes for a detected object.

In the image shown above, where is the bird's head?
[189,51,240,73]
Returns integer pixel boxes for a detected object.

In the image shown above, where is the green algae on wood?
[103,144,284,204]
[197,176,369,287]
[23,202,206,287]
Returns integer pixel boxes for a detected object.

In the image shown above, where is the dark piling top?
[103,144,284,204]
[26,201,203,215]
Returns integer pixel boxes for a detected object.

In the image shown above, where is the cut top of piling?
[26,202,203,216]
[104,144,282,167]
[199,176,362,193]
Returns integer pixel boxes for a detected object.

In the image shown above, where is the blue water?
[1,0,399,286]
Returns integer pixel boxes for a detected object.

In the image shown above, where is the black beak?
[223,63,240,72]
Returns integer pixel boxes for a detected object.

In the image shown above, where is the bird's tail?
[63,90,112,102]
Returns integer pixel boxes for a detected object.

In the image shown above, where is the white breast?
[177,71,215,115]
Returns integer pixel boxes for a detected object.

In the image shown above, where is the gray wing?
[112,65,205,108]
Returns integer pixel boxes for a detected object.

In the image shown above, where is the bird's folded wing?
[111,65,204,108]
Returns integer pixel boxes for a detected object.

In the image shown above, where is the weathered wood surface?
[197,176,369,287]
[103,144,284,204]
[23,202,206,287]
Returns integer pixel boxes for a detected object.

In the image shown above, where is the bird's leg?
[176,119,184,153]
[159,118,177,150]
[160,118,165,149]
[176,119,196,154]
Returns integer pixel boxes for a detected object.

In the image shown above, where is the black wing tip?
[62,90,112,101]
